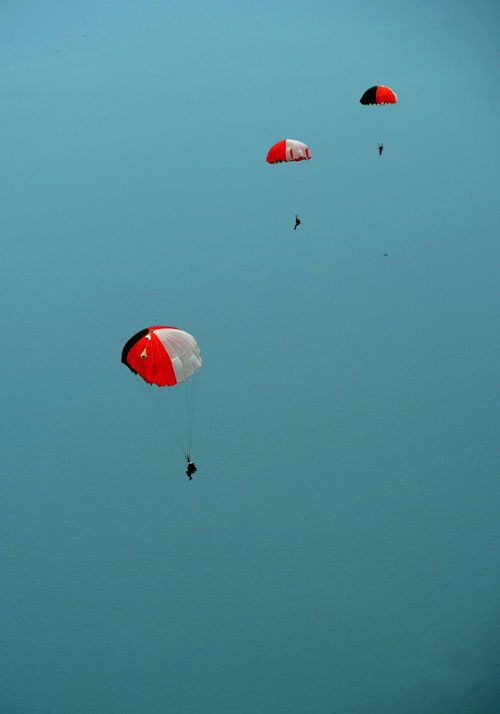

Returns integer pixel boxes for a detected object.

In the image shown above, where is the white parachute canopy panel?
[154,328,202,384]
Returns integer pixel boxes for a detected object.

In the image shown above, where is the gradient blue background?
[2,1,500,712]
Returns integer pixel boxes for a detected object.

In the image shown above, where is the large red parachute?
[360,86,397,105]
[121,326,202,387]
[122,326,202,461]
[266,139,311,164]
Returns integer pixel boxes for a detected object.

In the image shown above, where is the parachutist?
[378,143,383,156]
[122,326,202,478]
[294,215,301,230]
[186,460,197,480]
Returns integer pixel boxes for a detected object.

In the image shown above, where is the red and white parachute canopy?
[266,139,311,164]
[121,326,201,387]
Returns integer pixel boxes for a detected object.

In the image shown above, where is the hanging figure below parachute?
[121,326,202,481]
[186,459,197,480]
[294,215,301,230]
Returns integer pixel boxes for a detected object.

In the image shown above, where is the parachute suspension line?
[293,158,308,219]
[185,372,198,460]
[164,389,189,460]
[186,375,191,452]
[149,334,188,459]
[141,381,187,460]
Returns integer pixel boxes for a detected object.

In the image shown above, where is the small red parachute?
[121,326,201,387]
[266,139,311,164]
[360,86,397,105]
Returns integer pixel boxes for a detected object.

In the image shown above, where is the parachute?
[266,139,311,164]
[266,139,310,223]
[122,326,201,460]
[360,86,397,154]
[360,85,397,105]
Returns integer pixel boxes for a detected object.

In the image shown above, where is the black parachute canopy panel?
[121,328,149,374]
[360,86,378,104]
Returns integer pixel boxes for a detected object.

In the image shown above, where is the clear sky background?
[2,1,500,712]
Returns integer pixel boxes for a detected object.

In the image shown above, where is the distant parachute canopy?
[360,86,397,105]
[121,326,201,387]
[266,139,311,164]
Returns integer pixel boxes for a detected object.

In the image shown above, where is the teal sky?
[2,1,500,712]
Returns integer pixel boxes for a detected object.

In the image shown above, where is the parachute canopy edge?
[266,139,311,163]
[121,326,201,387]
[121,328,150,374]
[360,85,397,105]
